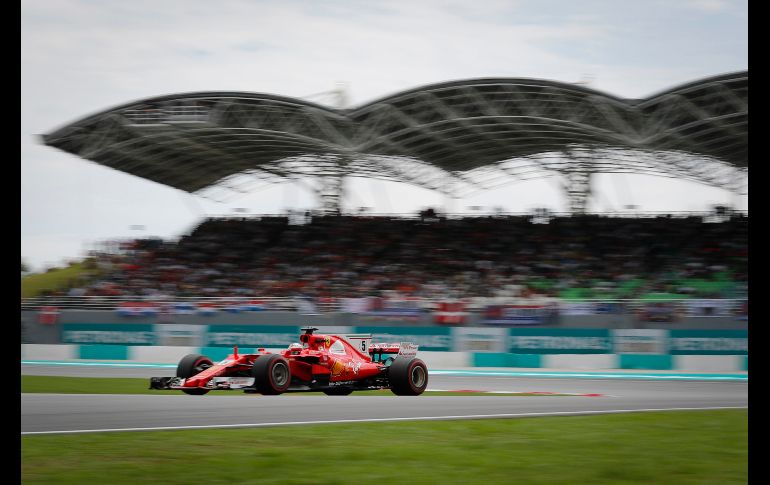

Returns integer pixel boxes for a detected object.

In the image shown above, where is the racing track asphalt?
[21,365,748,434]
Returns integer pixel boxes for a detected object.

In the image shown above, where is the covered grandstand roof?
[41,71,747,202]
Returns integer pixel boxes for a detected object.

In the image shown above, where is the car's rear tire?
[252,354,291,395]
[176,354,213,395]
[323,388,354,396]
[389,358,428,396]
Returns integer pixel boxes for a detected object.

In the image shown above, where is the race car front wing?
[149,376,256,391]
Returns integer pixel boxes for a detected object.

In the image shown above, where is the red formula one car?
[149,327,429,396]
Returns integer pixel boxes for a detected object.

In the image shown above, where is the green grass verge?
[21,410,747,484]
[20,376,562,396]
[21,262,97,298]
[22,376,181,395]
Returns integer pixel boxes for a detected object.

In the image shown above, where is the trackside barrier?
[21,346,748,372]
[55,325,748,355]
[51,326,747,354]
[25,325,747,372]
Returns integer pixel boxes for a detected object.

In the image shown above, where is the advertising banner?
[114,302,159,318]
[594,302,622,314]
[636,302,681,322]
[61,323,158,345]
[340,297,371,314]
[668,330,748,355]
[735,300,748,321]
[612,329,667,354]
[354,326,452,351]
[193,300,271,316]
[482,304,558,325]
[508,328,611,354]
[683,299,737,317]
[361,297,427,319]
[434,301,469,325]
[154,324,206,346]
[452,327,508,352]
[558,302,596,316]
[558,302,622,316]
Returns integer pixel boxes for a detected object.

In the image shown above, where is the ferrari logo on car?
[331,359,345,376]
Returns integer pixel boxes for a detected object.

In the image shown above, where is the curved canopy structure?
[42,71,747,212]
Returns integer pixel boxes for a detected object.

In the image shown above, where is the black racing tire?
[323,388,354,396]
[252,354,291,395]
[389,358,429,396]
[176,354,213,395]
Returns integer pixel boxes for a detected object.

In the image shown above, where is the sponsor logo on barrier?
[510,336,610,351]
[613,330,667,354]
[452,327,508,352]
[62,324,158,345]
[671,338,748,353]
[508,329,612,354]
[207,332,298,347]
[63,330,156,345]
[154,324,206,347]
[54,325,748,358]
[668,330,748,355]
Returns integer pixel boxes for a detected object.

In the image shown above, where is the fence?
[20,295,747,320]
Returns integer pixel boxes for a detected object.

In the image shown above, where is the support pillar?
[318,172,344,215]
[560,147,594,215]
[563,169,592,215]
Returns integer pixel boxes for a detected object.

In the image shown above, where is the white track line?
[21,406,747,435]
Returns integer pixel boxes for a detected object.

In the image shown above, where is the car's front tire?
[252,354,292,395]
[176,354,213,395]
[389,358,428,396]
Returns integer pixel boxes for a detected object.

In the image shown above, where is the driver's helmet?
[289,343,303,350]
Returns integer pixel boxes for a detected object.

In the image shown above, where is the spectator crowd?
[63,212,747,303]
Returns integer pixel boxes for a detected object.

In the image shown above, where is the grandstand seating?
[59,213,746,303]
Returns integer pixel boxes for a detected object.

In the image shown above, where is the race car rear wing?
[338,334,418,362]
[368,342,419,362]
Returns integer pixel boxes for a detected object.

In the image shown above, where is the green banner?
[508,328,612,354]
[669,330,747,355]
[205,325,301,347]
[61,324,157,345]
[354,326,452,351]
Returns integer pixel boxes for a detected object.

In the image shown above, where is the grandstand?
[27,72,748,329]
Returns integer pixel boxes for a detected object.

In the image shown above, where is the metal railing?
[20,295,746,315]
[21,296,302,312]
[200,210,748,221]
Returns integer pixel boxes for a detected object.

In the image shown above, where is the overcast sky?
[21,0,748,272]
